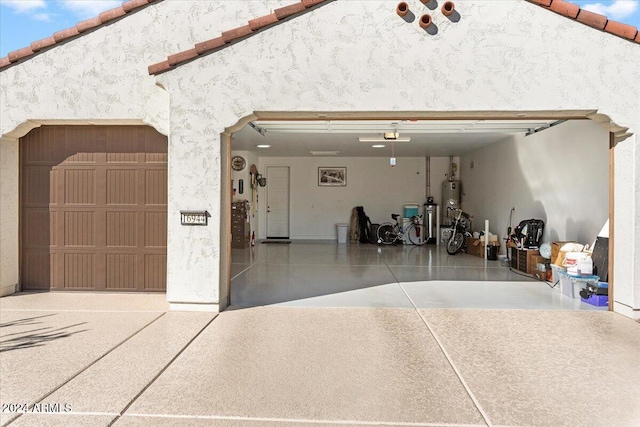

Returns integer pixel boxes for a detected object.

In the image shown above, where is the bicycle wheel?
[407,224,427,246]
[377,223,397,245]
[446,232,465,254]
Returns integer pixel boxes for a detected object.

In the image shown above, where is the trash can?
[337,223,348,244]
[486,244,498,260]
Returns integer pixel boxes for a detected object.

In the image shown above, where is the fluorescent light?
[256,145,271,148]
[309,151,339,156]
[371,144,386,148]
[359,137,410,143]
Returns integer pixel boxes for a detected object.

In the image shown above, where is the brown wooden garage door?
[21,126,168,292]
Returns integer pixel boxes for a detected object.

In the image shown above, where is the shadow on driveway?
[0,314,88,353]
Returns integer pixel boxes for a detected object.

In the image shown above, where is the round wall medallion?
[231,156,246,171]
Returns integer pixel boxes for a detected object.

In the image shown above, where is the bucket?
[577,257,593,276]
[486,245,498,260]
[564,252,590,276]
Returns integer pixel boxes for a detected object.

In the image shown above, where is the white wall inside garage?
[250,156,458,240]
[460,120,609,252]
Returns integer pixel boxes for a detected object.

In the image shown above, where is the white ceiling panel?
[231,119,564,157]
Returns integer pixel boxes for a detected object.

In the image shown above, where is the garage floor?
[231,241,604,310]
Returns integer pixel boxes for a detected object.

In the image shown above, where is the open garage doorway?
[224,113,613,311]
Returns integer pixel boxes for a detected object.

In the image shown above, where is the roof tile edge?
[0,0,157,72]
[526,0,639,44]
[148,0,332,76]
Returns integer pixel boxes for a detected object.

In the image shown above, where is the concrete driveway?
[2,292,640,426]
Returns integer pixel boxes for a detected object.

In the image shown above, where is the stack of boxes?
[550,241,607,306]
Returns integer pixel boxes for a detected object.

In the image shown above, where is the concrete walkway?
[1,293,640,426]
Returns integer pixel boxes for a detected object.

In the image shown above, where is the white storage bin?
[336,223,348,244]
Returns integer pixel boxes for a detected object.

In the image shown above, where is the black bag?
[356,206,373,244]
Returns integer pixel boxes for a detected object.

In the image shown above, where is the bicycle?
[377,214,427,246]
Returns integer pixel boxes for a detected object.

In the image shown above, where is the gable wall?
[157,0,639,315]
[0,0,294,297]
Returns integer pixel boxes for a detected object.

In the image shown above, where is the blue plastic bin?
[581,294,609,307]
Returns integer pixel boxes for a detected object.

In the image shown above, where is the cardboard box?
[465,237,499,258]
[509,248,540,273]
[551,241,577,266]
[530,255,547,271]
[532,269,546,281]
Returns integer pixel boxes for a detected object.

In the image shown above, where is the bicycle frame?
[377,214,424,245]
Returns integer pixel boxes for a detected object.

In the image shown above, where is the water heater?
[442,180,461,225]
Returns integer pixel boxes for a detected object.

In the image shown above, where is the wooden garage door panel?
[22,252,52,289]
[64,128,97,163]
[107,212,137,247]
[21,125,167,292]
[23,168,53,207]
[22,127,68,164]
[145,254,166,290]
[64,211,95,246]
[64,253,94,288]
[64,169,95,204]
[107,169,138,205]
[106,254,137,289]
[145,169,167,205]
[23,210,51,248]
[145,212,167,247]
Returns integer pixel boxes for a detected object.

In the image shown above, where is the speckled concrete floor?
[231,242,604,311]
[118,306,639,427]
[2,280,637,427]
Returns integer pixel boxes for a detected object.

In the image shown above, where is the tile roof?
[2,0,636,75]
[0,0,159,71]
[527,0,640,43]
[148,0,331,75]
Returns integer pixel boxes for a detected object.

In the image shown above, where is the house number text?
[180,211,208,226]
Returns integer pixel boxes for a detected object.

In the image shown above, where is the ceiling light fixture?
[359,137,411,143]
[371,144,386,148]
[256,144,271,148]
[309,151,340,156]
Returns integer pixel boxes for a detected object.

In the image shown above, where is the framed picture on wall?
[318,167,346,187]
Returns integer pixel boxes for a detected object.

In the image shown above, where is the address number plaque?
[180,211,209,226]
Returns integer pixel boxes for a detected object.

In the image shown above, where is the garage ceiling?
[231,119,562,157]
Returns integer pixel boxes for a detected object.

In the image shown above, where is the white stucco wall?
[0,0,293,301]
[0,138,19,297]
[460,120,609,252]
[157,0,639,315]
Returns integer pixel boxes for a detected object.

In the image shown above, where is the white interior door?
[266,166,290,238]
